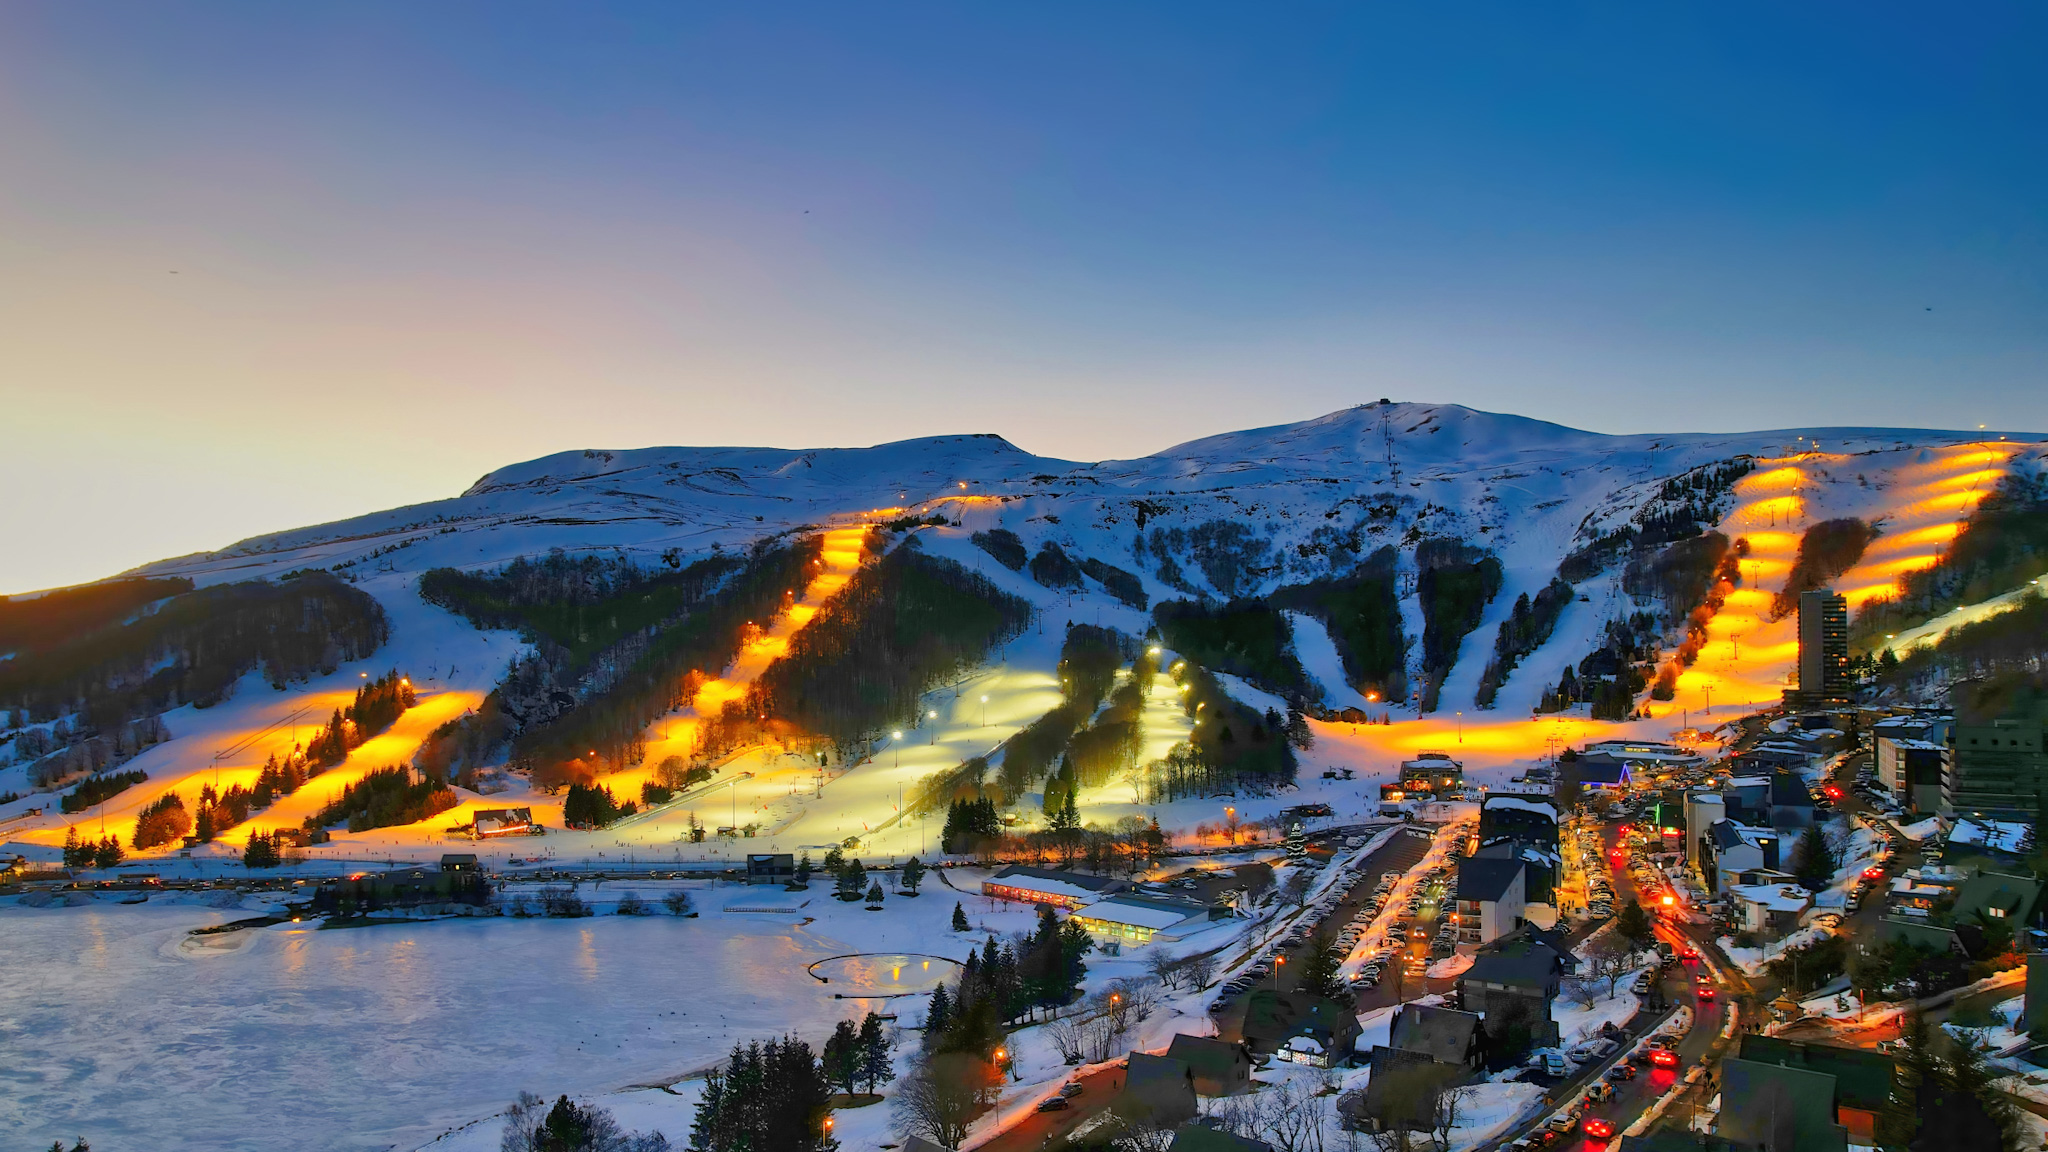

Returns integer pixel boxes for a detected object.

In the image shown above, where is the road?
[1478,820,1730,1150]
[971,1061,1124,1152]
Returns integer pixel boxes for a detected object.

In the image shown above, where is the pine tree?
[857,1012,894,1093]
[62,825,88,868]
[822,1018,862,1097]
[865,881,885,908]
[794,851,813,888]
[951,902,969,932]
[925,983,953,1043]
[1616,899,1654,950]
[1794,822,1837,891]
[900,855,925,895]
[835,857,868,901]
[1296,933,1346,1001]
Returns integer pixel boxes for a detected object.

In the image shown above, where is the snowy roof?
[1950,820,2031,854]
[1387,1004,1482,1065]
[987,865,1122,901]
[1482,795,1559,822]
[1896,817,1945,842]
[1582,741,1701,763]
[1710,821,1776,851]
[0,840,66,863]
[1073,895,1208,931]
[1731,885,1812,914]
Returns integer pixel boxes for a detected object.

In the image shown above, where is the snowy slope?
[3,403,2034,866]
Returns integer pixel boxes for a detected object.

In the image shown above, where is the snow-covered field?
[0,877,1061,1152]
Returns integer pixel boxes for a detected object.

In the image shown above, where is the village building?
[980,864,1124,909]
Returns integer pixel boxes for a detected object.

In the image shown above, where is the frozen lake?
[0,899,955,1151]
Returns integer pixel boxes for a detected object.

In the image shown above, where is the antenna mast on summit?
[1380,405,1401,488]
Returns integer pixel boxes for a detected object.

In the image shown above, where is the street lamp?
[893,731,904,768]
[928,710,938,744]
[980,695,989,726]
[1456,712,1463,744]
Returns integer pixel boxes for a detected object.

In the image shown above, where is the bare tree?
[892,1053,990,1151]
[1428,1082,1478,1152]
[1147,949,1186,989]
[1185,951,1219,989]
[1213,1078,1332,1152]
[1044,1013,1086,1065]
[1283,870,1313,909]
[1582,933,1633,999]
[1823,816,1855,868]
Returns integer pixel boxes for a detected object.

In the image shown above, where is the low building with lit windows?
[1068,893,1214,943]
[980,864,1124,909]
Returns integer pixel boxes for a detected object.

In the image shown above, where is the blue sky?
[1,3,2043,590]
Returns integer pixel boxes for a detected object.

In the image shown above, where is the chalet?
[1769,773,1817,830]
[1718,1036,1896,1151]
[1241,990,1361,1065]
[1705,820,1781,893]
[1478,794,1559,850]
[1117,1052,1198,1128]
[439,853,480,873]
[1570,753,1633,790]
[1399,753,1463,794]
[1151,862,1273,913]
[1375,1004,1484,1073]
[1952,870,2044,930]
[1471,839,1558,905]
[1165,1034,1254,1096]
[980,865,1124,909]
[473,808,535,839]
[1457,925,1568,1049]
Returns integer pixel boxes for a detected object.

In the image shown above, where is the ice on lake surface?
[0,905,885,1152]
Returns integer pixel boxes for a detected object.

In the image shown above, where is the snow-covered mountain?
[135,402,2032,596]
[107,400,2038,725]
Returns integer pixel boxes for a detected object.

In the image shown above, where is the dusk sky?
[3,3,2043,593]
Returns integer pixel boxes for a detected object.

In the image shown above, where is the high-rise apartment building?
[1795,589,1849,706]
[1945,676,2048,819]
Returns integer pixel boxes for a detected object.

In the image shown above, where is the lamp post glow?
[893,731,904,767]
[980,695,989,726]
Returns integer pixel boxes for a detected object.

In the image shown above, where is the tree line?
[2,572,386,786]
[717,540,1031,761]
[1153,598,1312,701]
[504,540,819,786]
[307,766,457,833]
[1138,661,1302,802]
[1858,468,2048,646]
[1559,456,1755,583]
[1415,537,1503,712]
[1269,545,1408,705]
[1474,576,1575,708]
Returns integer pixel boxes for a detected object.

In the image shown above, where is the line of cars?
[1505,1033,1688,1149]
[1205,851,1384,1013]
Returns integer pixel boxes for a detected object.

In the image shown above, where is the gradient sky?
[2,3,2044,593]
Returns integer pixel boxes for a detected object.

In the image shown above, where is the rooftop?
[1456,856,1526,903]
